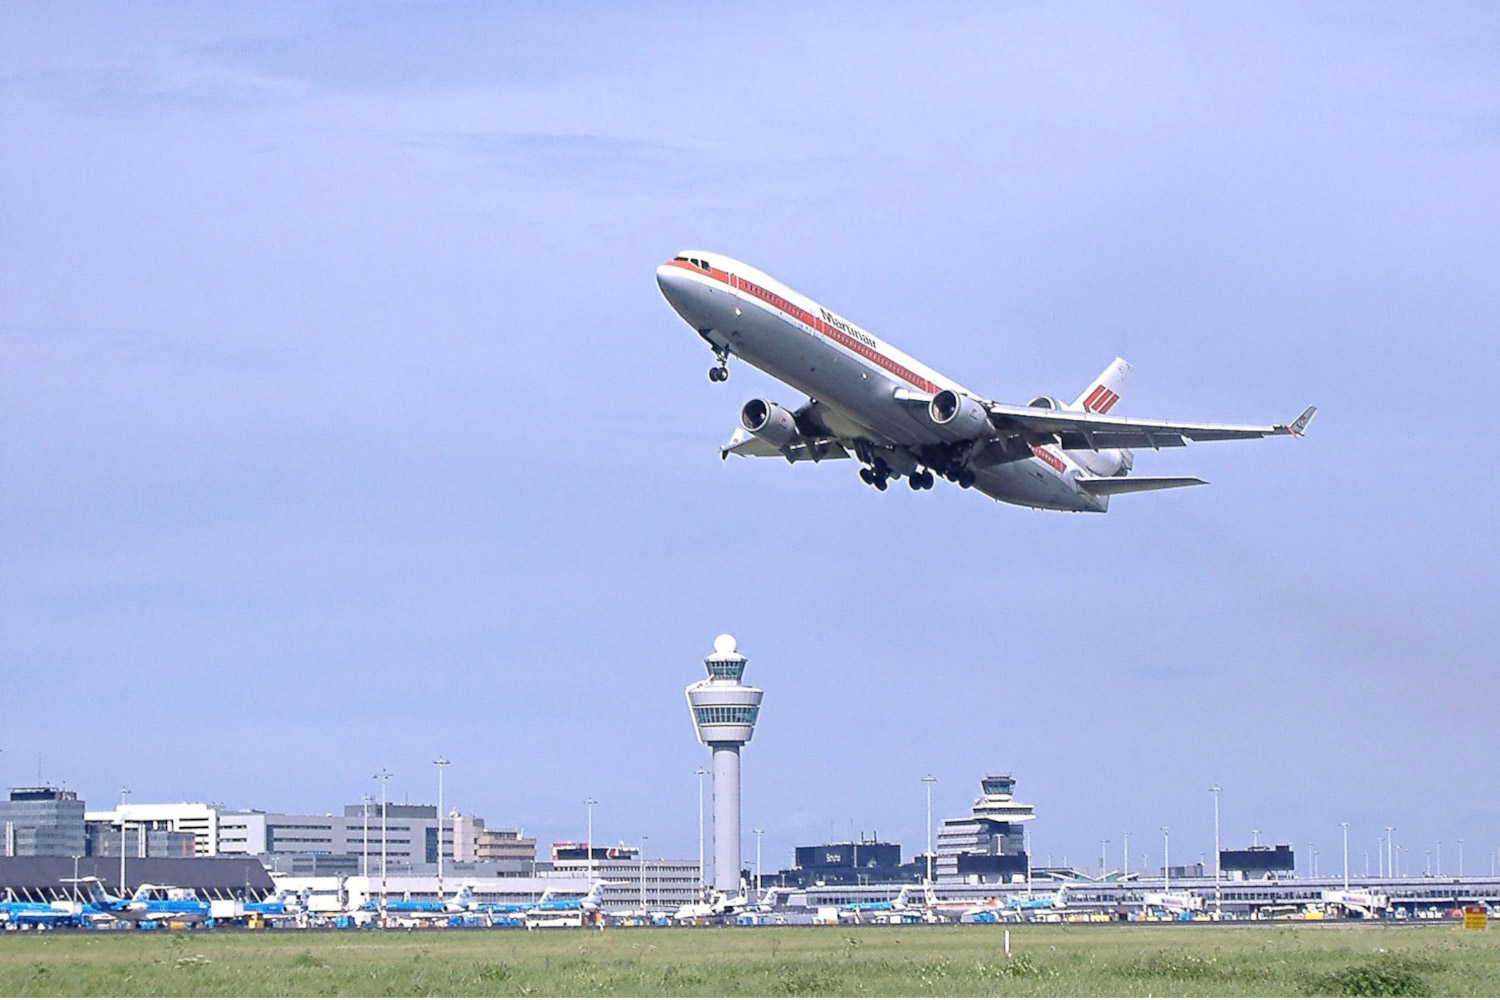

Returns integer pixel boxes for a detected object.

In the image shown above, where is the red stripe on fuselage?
[665,259,940,394]
[1030,444,1066,473]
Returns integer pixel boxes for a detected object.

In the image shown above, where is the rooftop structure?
[936,774,1035,884]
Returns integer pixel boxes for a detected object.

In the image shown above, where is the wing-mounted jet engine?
[739,399,799,449]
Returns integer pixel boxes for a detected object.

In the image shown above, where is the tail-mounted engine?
[928,389,995,440]
[740,399,800,449]
[1073,447,1134,478]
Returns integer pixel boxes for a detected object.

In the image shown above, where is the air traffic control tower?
[686,634,763,894]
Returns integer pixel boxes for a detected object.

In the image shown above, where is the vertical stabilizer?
[1071,358,1134,414]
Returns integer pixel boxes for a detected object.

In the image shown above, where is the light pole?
[753,828,764,895]
[1436,841,1442,877]
[1341,822,1350,890]
[433,757,450,897]
[1211,785,1221,914]
[1101,839,1110,876]
[1026,828,1033,897]
[1122,831,1130,879]
[1252,828,1259,847]
[1162,827,1170,893]
[1385,827,1394,880]
[362,794,370,878]
[640,835,649,910]
[1458,839,1464,878]
[374,769,392,908]
[585,797,597,883]
[118,787,130,896]
[922,776,936,884]
[695,768,706,898]
[1308,842,1314,878]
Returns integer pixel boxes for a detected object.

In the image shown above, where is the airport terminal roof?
[0,856,274,900]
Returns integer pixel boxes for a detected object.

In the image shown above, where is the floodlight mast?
[434,757,450,896]
[686,634,763,894]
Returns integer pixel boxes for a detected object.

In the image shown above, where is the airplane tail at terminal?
[62,876,119,907]
[1071,357,1134,414]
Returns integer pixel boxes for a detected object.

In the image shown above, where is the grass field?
[0,923,1495,997]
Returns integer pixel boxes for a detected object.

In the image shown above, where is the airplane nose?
[656,262,700,320]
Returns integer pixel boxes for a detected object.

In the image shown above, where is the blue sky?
[3,1,1497,877]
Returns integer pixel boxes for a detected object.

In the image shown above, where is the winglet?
[1284,405,1317,437]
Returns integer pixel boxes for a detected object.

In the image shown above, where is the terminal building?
[79,799,538,877]
[0,788,86,858]
[549,843,702,911]
[936,774,1034,884]
[1221,844,1296,879]
[772,838,926,887]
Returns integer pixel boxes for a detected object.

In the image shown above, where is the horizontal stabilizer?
[1077,476,1208,496]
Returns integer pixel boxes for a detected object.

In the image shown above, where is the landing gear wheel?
[956,468,976,489]
[708,365,728,382]
[873,477,888,492]
[908,475,925,491]
[859,467,876,485]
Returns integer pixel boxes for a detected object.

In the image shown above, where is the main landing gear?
[907,469,936,491]
[858,460,891,492]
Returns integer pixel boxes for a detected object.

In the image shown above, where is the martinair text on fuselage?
[656,252,1314,513]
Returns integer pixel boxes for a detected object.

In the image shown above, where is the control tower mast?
[686,634,763,895]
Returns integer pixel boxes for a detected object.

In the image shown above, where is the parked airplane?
[358,883,473,915]
[1144,890,1205,915]
[840,886,927,924]
[657,253,1314,511]
[524,881,608,928]
[965,884,1070,920]
[66,877,211,926]
[243,887,309,920]
[0,894,79,929]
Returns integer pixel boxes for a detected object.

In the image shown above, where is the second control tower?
[686,634,763,894]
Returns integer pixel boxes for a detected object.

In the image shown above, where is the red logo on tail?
[1083,386,1120,414]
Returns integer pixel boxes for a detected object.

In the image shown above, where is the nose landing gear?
[706,344,731,383]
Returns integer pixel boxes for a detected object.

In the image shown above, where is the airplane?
[672,886,762,924]
[964,884,1070,921]
[243,887,309,921]
[66,877,211,926]
[839,885,929,924]
[656,252,1315,512]
[524,881,609,928]
[454,886,563,927]
[1143,890,1205,916]
[0,891,80,929]
[358,883,474,915]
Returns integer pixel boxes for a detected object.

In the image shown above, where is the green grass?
[0,924,1496,996]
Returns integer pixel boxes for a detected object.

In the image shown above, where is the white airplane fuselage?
[656,253,1108,511]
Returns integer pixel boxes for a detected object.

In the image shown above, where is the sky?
[3,1,1498,879]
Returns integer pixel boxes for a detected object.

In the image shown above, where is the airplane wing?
[720,399,852,462]
[1077,476,1208,495]
[982,403,1316,450]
